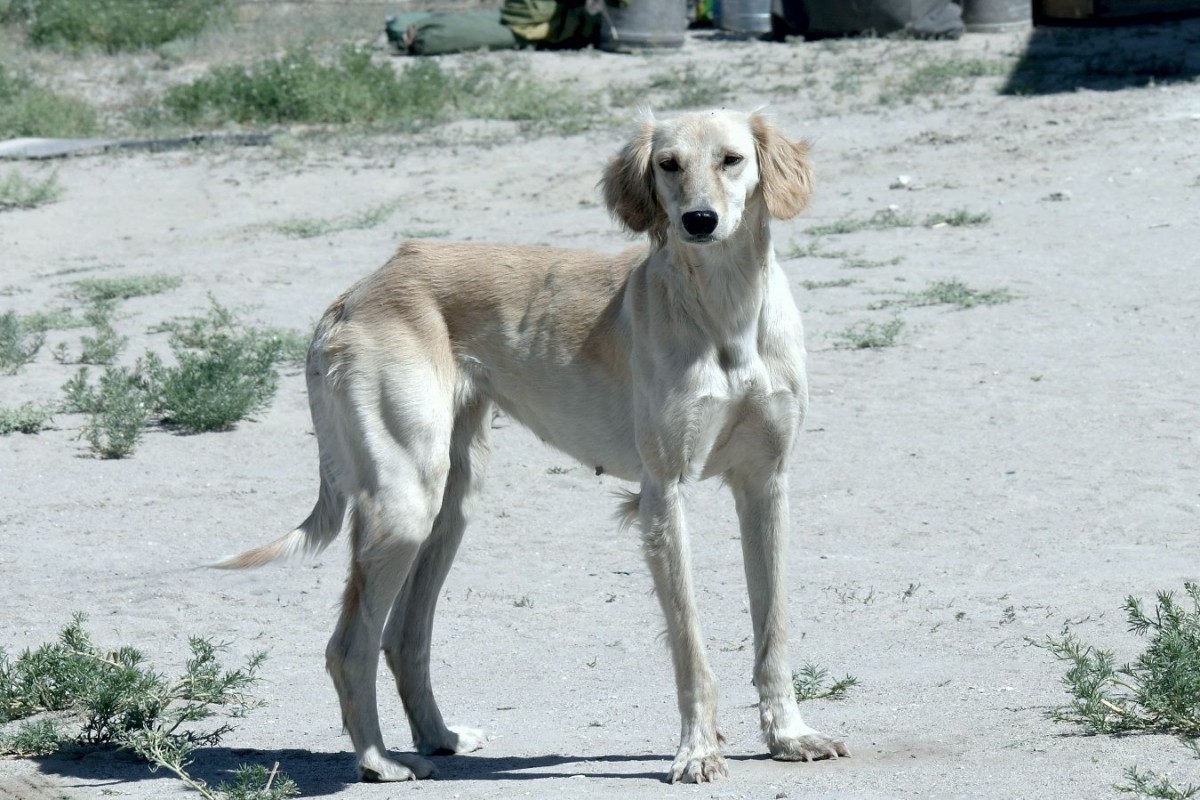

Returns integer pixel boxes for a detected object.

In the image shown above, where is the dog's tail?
[212,470,346,569]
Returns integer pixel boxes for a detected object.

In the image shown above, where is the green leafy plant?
[0,169,64,210]
[1044,585,1200,737]
[1043,585,1200,800]
[832,317,905,350]
[924,208,991,228]
[77,300,128,365]
[65,365,151,458]
[871,279,1015,311]
[13,0,229,52]
[0,64,97,139]
[0,309,45,374]
[270,200,398,239]
[0,402,54,435]
[0,615,296,800]
[793,662,859,702]
[70,272,182,303]
[808,208,918,236]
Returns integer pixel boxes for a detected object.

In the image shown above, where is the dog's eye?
[723,154,743,167]
[659,158,680,173]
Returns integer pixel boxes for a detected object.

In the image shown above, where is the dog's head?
[602,110,814,247]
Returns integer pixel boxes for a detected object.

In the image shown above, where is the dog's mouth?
[682,233,718,245]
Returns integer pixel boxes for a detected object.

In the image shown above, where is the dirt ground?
[3,18,1200,800]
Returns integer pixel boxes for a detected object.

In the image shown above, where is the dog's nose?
[682,210,719,237]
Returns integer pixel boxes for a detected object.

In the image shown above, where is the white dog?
[221,109,848,784]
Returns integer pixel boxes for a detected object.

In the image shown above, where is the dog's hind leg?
[728,469,849,762]
[383,393,492,757]
[325,373,454,783]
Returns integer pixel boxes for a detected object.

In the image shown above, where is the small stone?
[889,175,912,189]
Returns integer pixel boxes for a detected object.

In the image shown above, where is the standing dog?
[221,110,848,783]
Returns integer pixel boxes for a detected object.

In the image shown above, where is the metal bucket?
[961,0,1032,31]
[599,0,687,51]
[717,0,773,33]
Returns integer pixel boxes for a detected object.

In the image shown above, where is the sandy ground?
[3,20,1200,800]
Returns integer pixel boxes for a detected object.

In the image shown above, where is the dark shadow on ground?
[1004,16,1200,94]
[29,746,805,793]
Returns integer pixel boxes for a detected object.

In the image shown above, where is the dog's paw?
[359,752,436,782]
[668,745,728,784]
[417,725,488,756]
[769,730,849,762]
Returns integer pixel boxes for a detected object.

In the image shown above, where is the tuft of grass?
[793,662,859,702]
[0,402,54,435]
[0,64,97,139]
[0,310,45,374]
[1117,764,1200,799]
[924,208,991,228]
[871,279,1015,311]
[0,170,64,210]
[70,273,182,303]
[808,208,917,236]
[844,255,903,269]
[0,614,297,800]
[833,317,905,350]
[800,278,858,290]
[270,201,397,240]
[13,0,229,52]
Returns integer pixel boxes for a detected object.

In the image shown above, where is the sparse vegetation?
[66,365,151,458]
[77,300,128,365]
[1042,585,1200,800]
[0,614,297,800]
[22,306,84,332]
[649,63,733,109]
[0,402,53,435]
[165,49,604,135]
[9,0,229,52]
[0,64,97,139]
[70,273,182,303]
[886,57,1010,103]
[833,317,905,350]
[0,310,45,374]
[808,208,917,236]
[270,201,397,239]
[871,279,1015,311]
[925,208,992,228]
[793,662,859,702]
[800,278,857,290]
[0,170,64,210]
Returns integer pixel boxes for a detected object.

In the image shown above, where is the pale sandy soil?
[2,19,1200,800]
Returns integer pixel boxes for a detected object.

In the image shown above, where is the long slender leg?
[326,496,439,782]
[383,397,491,756]
[638,479,727,783]
[728,469,848,761]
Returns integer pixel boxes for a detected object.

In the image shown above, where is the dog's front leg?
[638,479,728,783]
[729,470,849,762]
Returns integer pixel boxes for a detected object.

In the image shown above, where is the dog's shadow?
[29,746,775,794]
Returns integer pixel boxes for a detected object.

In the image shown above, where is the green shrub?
[0,615,297,799]
[833,317,906,350]
[166,47,449,129]
[74,366,151,458]
[0,170,64,210]
[0,310,45,374]
[14,0,228,52]
[0,65,96,139]
[145,335,280,433]
[0,402,54,434]
[77,300,127,365]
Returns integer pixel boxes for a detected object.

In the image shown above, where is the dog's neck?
[658,202,774,344]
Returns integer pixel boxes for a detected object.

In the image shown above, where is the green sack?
[500,0,601,47]
[386,10,520,56]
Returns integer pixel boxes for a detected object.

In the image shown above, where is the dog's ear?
[751,114,814,220]
[602,120,662,238]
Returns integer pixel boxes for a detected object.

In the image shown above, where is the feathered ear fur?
[601,119,665,244]
[751,114,815,220]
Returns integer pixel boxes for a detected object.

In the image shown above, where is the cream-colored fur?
[220,109,848,784]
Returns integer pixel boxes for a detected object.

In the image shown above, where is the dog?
[220,109,848,784]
